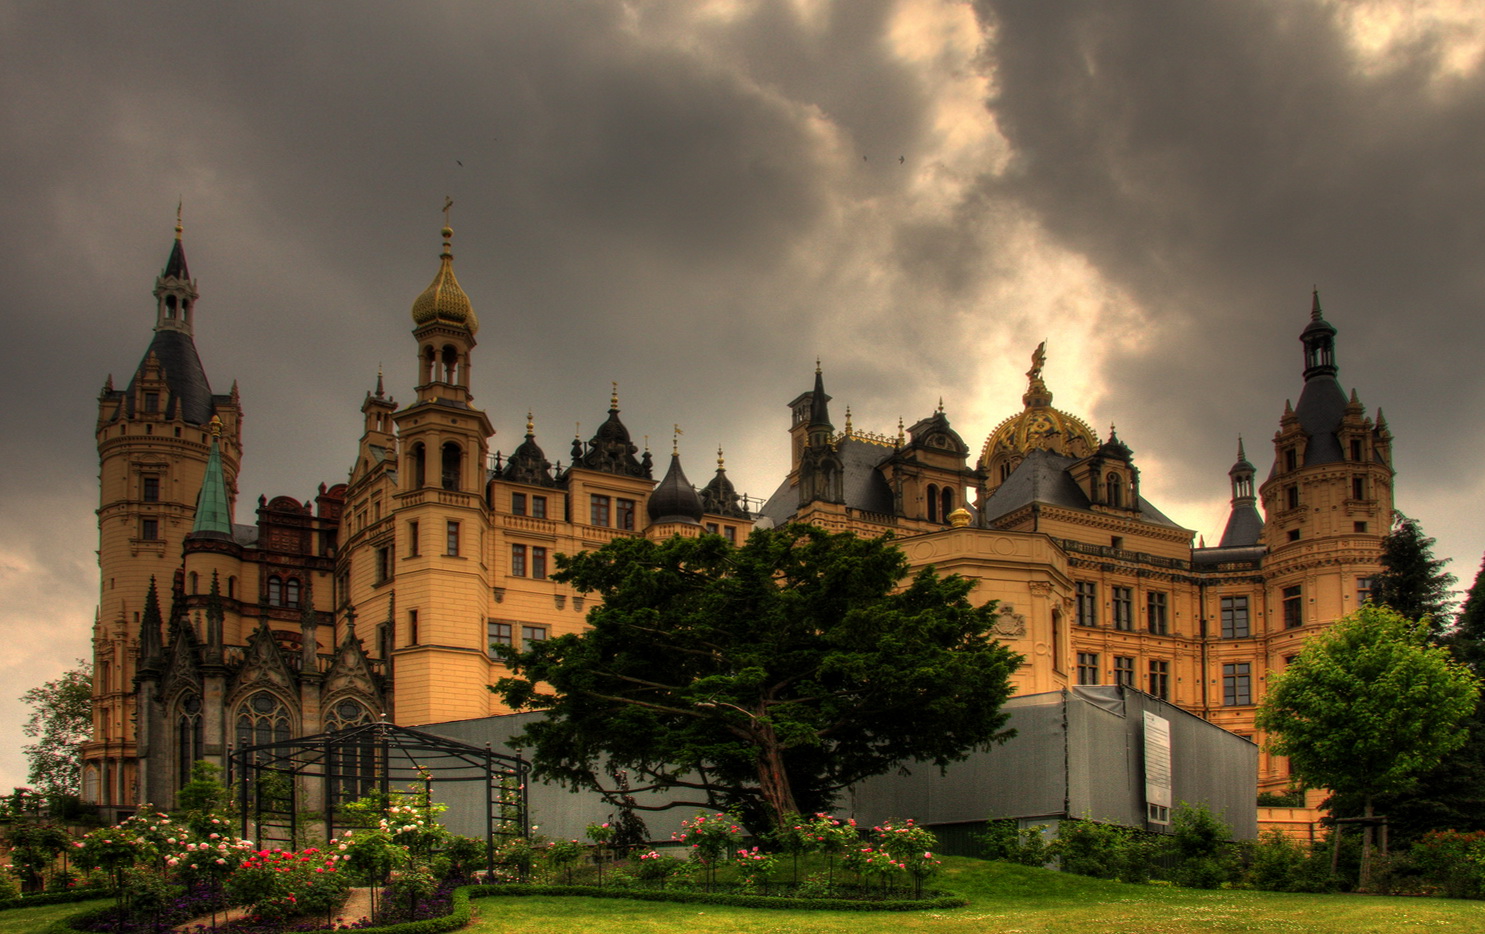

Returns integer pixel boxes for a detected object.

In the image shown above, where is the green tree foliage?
[1371,513,1456,632]
[1256,604,1480,887]
[493,524,1022,831]
[1450,553,1485,671]
[19,659,92,796]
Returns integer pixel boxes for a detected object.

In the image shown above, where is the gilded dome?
[410,227,478,334]
[977,342,1098,469]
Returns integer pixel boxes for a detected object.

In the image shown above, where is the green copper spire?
[190,416,233,537]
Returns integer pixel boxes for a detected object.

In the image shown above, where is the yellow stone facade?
[89,221,1389,811]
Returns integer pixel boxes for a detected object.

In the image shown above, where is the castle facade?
[86,218,1391,815]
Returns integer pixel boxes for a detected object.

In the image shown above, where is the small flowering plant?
[223,845,350,922]
[632,849,686,884]
[586,821,615,886]
[674,811,743,889]
[545,839,585,884]
[733,846,779,891]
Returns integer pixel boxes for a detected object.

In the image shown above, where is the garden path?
[169,887,373,932]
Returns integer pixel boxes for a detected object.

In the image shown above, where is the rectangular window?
[511,492,527,516]
[1354,521,1368,534]
[1350,438,1364,461]
[407,520,419,556]
[1220,595,1250,639]
[1287,528,1301,542]
[522,625,548,646]
[532,546,547,580]
[446,521,460,556]
[375,546,392,584]
[1284,448,1297,472]
[590,494,611,527]
[142,476,160,502]
[723,525,737,544]
[1146,591,1168,635]
[1357,577,1374,604]
[487,620,512,657]
[144,392,160,414]
[1112,586,1134,631]
[1114,655,1135,687]
[511,544,527,577]
[531,495,548,519]
[1283,585,1303,628]
[1148,660,1170,700]
[140,518,159,540]
[1075,582,1098,627]
[1352,475,1367,500]
[1076,652,1100,685]
[616,498,636,531]
[1286,485,1300,510]
[705,522,719,535]
[408,609,419,646]
[1223,662,1252,706]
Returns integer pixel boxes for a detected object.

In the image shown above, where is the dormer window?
[1105,473,1123,508]
[1284,448,1298,472]
[144,392,160,414]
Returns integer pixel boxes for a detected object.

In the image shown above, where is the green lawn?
[0,897,109,934]
[463,860,1485,934]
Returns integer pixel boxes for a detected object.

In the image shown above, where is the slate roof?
[1294,375,1349,466]
[758,437,897,524]
[1218,502,1265,548]
[977,449,1182,528]
[115,329,216,425]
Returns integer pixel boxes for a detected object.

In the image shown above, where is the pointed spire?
[375,365,385,398]
[204,571,224,664]
[140,575,165,664]
[647,449,704,524]
[1311,287,1322,321]
[163,204,190,280]
[189,416,233,539]
[153,210,199,336]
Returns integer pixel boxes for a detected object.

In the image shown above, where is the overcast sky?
[3,0,1484,792]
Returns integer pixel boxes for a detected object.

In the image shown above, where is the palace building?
[85,217,1392,815]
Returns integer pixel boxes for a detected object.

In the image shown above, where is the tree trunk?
[752,719,800,829]
[1359,796,1375,891]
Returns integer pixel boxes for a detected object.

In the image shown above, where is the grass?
[0,896,109,933]
[458,859,1485,934]
[10,861,1485,933]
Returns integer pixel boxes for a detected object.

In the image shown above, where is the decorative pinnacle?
[1237,436,1246,459]
[672,424,683,456]
[611,381,619,410]
[896,417,905,446]
[574,421,581,440]
[937,396,944,414]
[209,415,222,439]
[815,356,822,375]
[526,411,534,435]
[717,446,725,470]
[1311,287,1322,321]
[375,364,384,398]
[844,406,853,435]
[175,200,183,239]
[644,434,650,453]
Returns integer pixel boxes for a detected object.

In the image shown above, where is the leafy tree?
[19,659,92,796]
[494,524,1022,831]
[1256,605,1479,889]
[1371,513,1456,632]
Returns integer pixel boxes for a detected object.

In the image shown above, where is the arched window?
[926,484,939,523]
[442,442,462,491]
[235,691,293,761]
[941,487,954,523]
[325,699,377,803]
[176,693,204,789]
[189,572,199,595]
[267,576,283,606]
[284,578,302,609]
[421,345,436,385]
[442,345,460,384]
[410,443,426,490]
[82,765,100,804]
[1106,473,1123,508]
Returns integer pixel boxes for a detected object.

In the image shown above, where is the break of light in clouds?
[1,0,1482,789]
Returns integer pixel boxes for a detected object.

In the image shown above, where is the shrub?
[1054,820,1129,879]
[977,819,1051,866]
[1244,830,1337,893]
[632,849,686,885]
[1169,804,1235,889]
[1413,829,1485,899]
[0,868,21,902]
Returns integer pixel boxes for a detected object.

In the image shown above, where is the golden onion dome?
[977,342,1099,469]
[410,226,478,334]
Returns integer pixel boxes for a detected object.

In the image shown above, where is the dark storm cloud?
[973,0,1485,504]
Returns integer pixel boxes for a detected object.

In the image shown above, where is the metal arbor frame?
[227,721,528,870]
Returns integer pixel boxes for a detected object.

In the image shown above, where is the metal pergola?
[227,721,528,870]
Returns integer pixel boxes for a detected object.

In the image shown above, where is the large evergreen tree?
[493,524,1022,831]
[1370,512,1456,633]
[1450,553,1485,670]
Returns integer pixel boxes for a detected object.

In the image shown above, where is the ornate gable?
[233,619,296,694]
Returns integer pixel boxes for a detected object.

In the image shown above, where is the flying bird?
[456,160,463,166]
[899,155,904,164]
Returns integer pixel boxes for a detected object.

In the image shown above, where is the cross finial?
[442,196,454,225]
[672,424,683,456]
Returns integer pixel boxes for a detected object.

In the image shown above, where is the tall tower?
[1259,292,1392,646]
[91,216,241,809]
[357,218,494,724]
